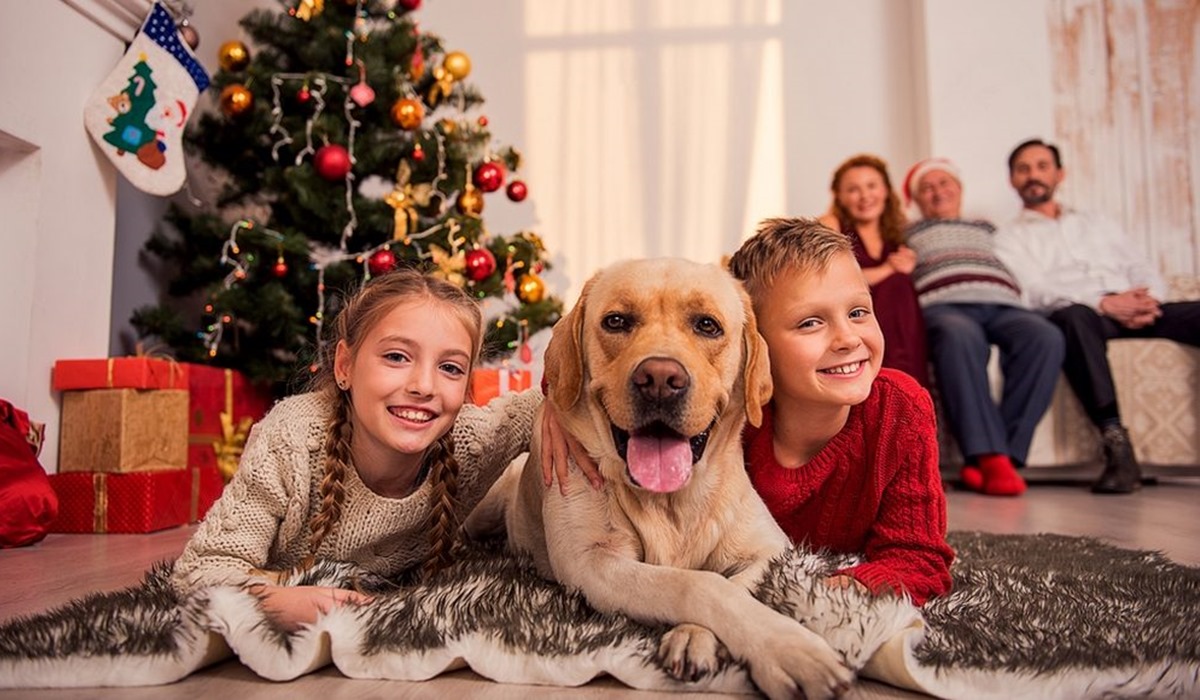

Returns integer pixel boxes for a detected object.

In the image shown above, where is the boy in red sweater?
[726,217,953,605]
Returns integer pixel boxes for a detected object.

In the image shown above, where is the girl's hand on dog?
[248,584,372,633]
[541,400,604,495]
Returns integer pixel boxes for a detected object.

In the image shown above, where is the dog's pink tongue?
[627,434,692,493]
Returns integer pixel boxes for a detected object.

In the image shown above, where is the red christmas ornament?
[272,255,288,278]
[505,180,528,202]
[314,144,351,181]
[412,144,425,162]
[473,161,506,193]
[477,115,489,127]
[297,85,311,103]
[398,0,422,10]
[464,248,497,282]
[368,249,397,276]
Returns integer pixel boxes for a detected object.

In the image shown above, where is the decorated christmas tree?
[133,0,563,391]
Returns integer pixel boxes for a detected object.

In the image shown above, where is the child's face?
[755,252,884,412]
[835,166,888,226]
[336,299,473,475]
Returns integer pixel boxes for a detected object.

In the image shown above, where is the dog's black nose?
[633,358,690,401]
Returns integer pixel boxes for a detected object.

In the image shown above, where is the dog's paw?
[656,623,729,682]
[748,622,854,700]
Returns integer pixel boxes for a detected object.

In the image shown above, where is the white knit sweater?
[171,388,539,593]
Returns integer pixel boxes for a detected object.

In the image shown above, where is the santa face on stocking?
[84,2,210,195]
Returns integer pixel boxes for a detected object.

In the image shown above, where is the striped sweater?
[906,218,1022,308]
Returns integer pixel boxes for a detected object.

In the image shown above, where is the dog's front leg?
[548,543,852,700]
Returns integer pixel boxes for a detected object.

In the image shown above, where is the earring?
[337,379,348,390]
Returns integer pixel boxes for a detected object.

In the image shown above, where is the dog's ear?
[543,277,592,411]
[739,289,773,428]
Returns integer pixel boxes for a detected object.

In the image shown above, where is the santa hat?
[902,157,961,206]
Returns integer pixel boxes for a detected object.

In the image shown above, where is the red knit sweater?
[744,369,954,605]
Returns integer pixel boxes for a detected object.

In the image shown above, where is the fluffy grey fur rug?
[1,532,1197,698]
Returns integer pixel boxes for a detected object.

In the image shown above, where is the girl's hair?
[728,217,852,312]
[305,268,482,579]
[828,154,907,247]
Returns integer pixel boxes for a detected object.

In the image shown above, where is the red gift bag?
[0,399,58,548]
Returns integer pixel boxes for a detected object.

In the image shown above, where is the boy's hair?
[728,217,852,309]
[1007,138,1062,173]
[306,267,483,580]
[828,153,907,247]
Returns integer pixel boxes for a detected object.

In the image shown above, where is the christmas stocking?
[84,2,210,196]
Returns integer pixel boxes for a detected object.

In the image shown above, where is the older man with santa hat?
[903,158,1064,497]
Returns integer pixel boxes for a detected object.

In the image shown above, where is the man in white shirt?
[994,139,1200,494]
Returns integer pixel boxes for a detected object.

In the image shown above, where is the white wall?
[0,1,130,471]
[919,0,1056,224]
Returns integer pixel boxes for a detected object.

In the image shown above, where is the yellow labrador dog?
[473,258,852,699]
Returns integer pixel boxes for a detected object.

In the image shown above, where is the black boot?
[1092,425,1142,494]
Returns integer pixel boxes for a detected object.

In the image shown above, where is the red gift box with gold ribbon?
[470,367,533,407]
[186,365,272,499]
[52,357,188,392]
[47,471,190,534]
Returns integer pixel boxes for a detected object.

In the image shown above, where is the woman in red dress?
[820,154,929,388]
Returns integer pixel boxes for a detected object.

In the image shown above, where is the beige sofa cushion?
[937,340,1200,468]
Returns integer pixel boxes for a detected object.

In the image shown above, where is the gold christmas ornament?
[291,0,325,21]
[456,187,485,217]
[390,97,425,130]
[519,230,546,254]
[385,160,435,240]
[219,84,254,117]
[429,244,466,287]
[517,273,546,304]
[217,40,251,72]
[426,66,453,107]
[442,50,472,81]
[438,118,457,136]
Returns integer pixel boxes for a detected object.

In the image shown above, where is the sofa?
[938,278,1200,470]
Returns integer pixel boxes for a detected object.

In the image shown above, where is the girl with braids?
[818,154,930,388]
[171,269,542,631]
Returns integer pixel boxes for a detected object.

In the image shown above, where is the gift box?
[47,470,189,533]
[58,389,189,473]
[186,365,272,482]
[52,357,188,392]
[188,461,225,523]
[187,365,272,437]
[470,367,533,406]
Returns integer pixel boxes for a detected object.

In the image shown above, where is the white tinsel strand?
[294,75,328,165]
[268,75,292,161]
[338,90,361,249]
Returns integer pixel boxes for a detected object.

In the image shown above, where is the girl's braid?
[420,433,461,580]
[305,389,353,567]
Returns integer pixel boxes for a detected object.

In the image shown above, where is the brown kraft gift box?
[58,389,189,473]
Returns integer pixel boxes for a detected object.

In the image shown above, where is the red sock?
[977,453,1026,496]
[959,466,984,492]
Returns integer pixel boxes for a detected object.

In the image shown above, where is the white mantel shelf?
[59,0,153,42]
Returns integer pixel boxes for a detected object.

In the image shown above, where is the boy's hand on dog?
[824,575,869,594]
[248,584,372,633]
[540,400,604,494]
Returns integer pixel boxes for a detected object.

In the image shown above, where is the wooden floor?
[2,469,1199,699]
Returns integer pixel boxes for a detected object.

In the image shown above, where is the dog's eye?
[602,313,633,333]
[692,315,723,338]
